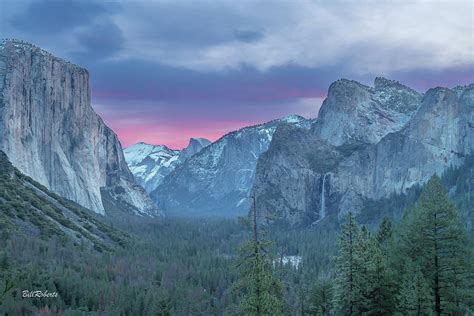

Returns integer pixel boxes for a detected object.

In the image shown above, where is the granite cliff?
[253,78,473,225]
[151,115,311,215]
[0,39,159,216]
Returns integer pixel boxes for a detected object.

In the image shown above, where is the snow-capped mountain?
[151,115,311,215]
[124,138,210,193]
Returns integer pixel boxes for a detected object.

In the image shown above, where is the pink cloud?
[92,92,324,149]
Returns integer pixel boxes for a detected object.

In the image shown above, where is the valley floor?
[0,215,336,315]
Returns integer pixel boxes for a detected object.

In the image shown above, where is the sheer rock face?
[253,124,345,226]
[0,39,159,216]
[178,138,211,162]
[151,115,311,215]
[253,79,473,226]
[314,77,422,146]
[337,84,474,205]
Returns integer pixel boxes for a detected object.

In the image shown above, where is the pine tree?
[308,279,333,315]
[153,287,172,316]
[392,205,422,283]
[335,215,398,315]
[365,217,397,315]
[228,195,286,315]
[421,176,473,314]
[398,176,474,315]
[396,260,432,315]
[353,225,373,313]
[376,216,392,249]
[366,238,396,315]
[333,212,360,315]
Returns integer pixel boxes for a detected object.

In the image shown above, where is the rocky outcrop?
[0,39,159,216]
[178,138,211,162]
[314,77,421,146]
[253,124,346,225]
[334,84,473,213]
[253,78,473,226]
[124,138,210,193]
[152,115,311,215]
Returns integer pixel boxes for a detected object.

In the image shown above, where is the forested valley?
[1,174,472,315]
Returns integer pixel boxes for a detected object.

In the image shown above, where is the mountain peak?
[179,137,212,161]
[127,142,171,151]
[0,38,87,73]
[372,77,422,114]
[374,76,398,88]
[374,77,419,94]
[281,114,306,123]
[188,137,211,147]
[327,78,370,94]
[123,137,211,193]
[316,77,422,146]
[1,38,35,47]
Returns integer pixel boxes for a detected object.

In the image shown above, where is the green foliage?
[333,176,474,316]
[228,205,286,315]
[395,260,432,315]
[398,176,474,315]
[333,212,359,315]
[0,150,128,251]
[153,287,172,316]
[376,215,392,247]
[230,240,285,315]
[1,148,473,314]
[308,279,333,315]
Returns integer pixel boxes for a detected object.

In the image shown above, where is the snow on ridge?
[124,138,211,193]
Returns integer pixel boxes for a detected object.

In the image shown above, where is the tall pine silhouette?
[228,195,286,315]
[396,175,473,314]
[333,177,473,314]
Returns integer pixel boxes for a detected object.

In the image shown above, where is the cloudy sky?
[1,0,473,148]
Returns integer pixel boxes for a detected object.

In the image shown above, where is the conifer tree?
[153,287,172,316]
[333,212,360,315]
[353,225,372,313]
[396,260,432,315]
[335,215,399,315]
[398,175,474,315]
[376,216,393,249]
[366,238,396,315]
[228,195,286,315]
[309,278,333,315]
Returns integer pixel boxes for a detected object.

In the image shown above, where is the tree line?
[0,176,472,315]
[230,176,473,315]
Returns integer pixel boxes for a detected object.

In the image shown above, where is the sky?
[1,0,473,149]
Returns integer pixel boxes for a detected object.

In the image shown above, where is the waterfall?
[320,173,328,219]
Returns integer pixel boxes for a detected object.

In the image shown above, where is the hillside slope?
[0,151,128,251]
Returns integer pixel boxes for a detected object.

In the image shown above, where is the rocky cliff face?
[253,79,473,226]
[178,138,211,162]
[314,77,421,146]
[334,84,474,213]
[152,115,311,215]
[124,138,210,193]
[0,39,159,216]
